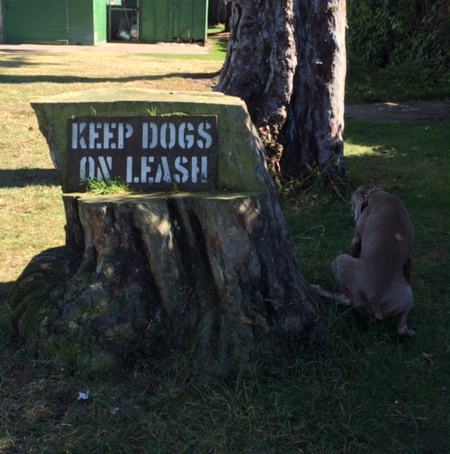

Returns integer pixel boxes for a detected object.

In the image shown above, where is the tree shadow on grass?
[0,58,48,69]
[0,169,60,188]
[0,70,221,85]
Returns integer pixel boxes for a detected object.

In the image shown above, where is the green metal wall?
[3,0,67,44]
[68,0,107,45]
[2,0,107,45]
[92,0,107,44]
[141,0,208,43]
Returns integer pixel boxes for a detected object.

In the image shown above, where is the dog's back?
[355,190,415,270]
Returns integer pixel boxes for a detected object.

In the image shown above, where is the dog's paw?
[398,326,415,337]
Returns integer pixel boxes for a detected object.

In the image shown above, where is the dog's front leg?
[349,232,361,257]
[403,258,412,285]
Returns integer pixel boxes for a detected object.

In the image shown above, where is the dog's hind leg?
[403,258,412,285]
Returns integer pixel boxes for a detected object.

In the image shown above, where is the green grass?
[0,44,449,452]
[83,177,131,195]
[346,55,450,103]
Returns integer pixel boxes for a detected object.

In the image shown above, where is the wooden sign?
[67,115,218,192]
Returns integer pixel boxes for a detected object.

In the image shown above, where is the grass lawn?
[0,39,449,453]
[345,55,450,104]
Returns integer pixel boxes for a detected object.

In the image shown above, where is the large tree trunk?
[215,0,347,179]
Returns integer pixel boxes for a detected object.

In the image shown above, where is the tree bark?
[10,193,324,375]
[215,0,347,179]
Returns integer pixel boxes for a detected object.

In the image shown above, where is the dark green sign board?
[67,115,218,192]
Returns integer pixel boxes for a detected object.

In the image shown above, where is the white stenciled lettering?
[72,123,87,149]
[124,155,211,187]
[178,122,195,149]
[103,123,115,149]
[97,156,112,180]
[160,123,176,149]
[201,156,208,183]
[142,122,158,149]
[72,117,216,191]
[197,122,213,149]
[191,157,200,183]
[118,123,133,149]
[79,156,112,180]
[80,156,95,179]
[174,156,189,183]
[155,156,172,183]
[89,123,101,149]
[126,156,133,183]
[140,120,215,151]
[141,156,155,183]
[72,121,132,150]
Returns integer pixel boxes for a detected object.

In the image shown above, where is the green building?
[0,0,208,46]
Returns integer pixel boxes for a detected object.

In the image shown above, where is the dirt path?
[345,99,450,123]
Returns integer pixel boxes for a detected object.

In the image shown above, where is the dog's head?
[351,185,383,221]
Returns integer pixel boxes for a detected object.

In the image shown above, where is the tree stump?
[9,89,325,375]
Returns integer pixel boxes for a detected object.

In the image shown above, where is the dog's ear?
[351,187,366,221]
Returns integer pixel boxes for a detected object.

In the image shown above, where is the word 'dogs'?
[67,115,218,192]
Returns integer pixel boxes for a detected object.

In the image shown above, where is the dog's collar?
[360,187,383,213]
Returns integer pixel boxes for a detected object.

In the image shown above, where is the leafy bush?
[347,0,450,78]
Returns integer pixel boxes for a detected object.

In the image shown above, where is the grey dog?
[312,185,415,336]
